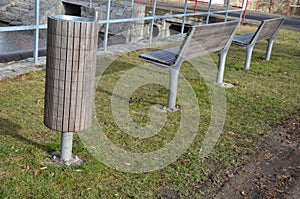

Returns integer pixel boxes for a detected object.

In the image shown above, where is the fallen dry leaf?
[31,167,40,177]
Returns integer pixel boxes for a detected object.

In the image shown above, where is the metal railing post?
[224,0,231,22]
[240,0,248,22]
[34,0,40,64]
[181,0,188,35]
[206,0,212,24]
[149,0,157,43]
[104,0,111,51]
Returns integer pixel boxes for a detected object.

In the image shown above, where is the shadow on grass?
[95,86,165,106]
[101,60,137,76]
[0,117,56,153]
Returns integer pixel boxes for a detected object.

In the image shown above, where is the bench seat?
[139,46,180,66]
[232,32,254,46]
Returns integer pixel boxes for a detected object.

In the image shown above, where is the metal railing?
[0,0,247,64]
[0,0,44,64]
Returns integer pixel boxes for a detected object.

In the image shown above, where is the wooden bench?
[232,17,284,70]
[139,20,239,110]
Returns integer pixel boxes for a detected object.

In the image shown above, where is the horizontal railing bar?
[97,8,242,24]
[0,9,243,32]
[0,24,47,32]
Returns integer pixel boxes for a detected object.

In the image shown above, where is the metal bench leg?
[265,39,274,61]
[216,50,228,84]
[167,68,179,110]
[244,45,254,70]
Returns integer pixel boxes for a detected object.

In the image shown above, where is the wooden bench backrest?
[252,18,284,43]
[180,20,239,61]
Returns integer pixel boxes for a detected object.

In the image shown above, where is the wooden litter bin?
[44,15,98,133]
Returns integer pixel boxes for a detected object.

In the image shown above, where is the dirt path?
[217,112,300,198]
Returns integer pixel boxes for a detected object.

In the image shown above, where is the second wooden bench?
[232,17,284,70]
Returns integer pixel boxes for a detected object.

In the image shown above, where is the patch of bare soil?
[217,112,300,199]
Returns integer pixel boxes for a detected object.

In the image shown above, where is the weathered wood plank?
[56,20,68,131]
[80,22,90,130]
[52,18,62,131]
[74,22,86,131]
[258,19,284,41]
[68,21,81,132]
[44,18,52,127]
[62,21,74,131]
[185,21,238,59]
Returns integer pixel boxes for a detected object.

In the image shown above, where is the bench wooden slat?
[186,22,239,59]
[257,19,284,41]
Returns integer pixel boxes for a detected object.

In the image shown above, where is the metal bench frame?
[232,17,285,70]
[139,20,239,110]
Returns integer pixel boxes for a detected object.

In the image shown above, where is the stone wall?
[81,3,146,43]
[230,0,300,15]
[0,0,64,25]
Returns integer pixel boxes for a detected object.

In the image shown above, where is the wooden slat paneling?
[185,21,238,60]
[139,21,238,68]
[44,16,97,132]
[257,19,284,41]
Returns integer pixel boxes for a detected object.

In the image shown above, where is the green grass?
[0,26,300,198]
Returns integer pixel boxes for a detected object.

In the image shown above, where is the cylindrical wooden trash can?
[44,15,98,132]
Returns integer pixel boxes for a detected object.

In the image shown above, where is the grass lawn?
[0,25,299,198]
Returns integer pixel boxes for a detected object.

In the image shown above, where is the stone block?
[7,6,29,16]
[81,4,146,43]
[0,0,11,7]
[0,0,64,25]
[15,1,33,10]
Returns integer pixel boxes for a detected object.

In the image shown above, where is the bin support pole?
[60,132,73,161]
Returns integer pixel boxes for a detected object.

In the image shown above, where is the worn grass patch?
[0,26,299,198]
